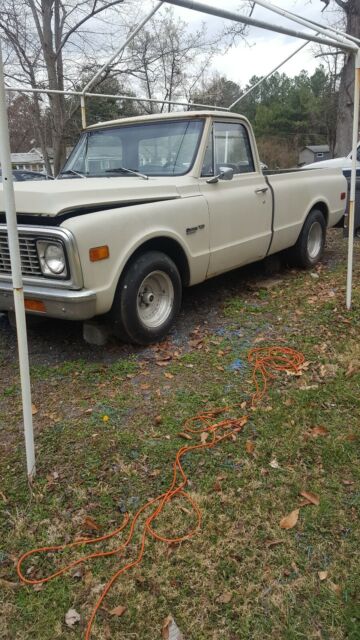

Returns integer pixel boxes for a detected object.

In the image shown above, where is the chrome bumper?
[0,282,97,321]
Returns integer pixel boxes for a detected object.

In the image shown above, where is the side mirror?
[206,166,234,184]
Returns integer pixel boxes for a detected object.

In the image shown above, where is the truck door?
[199,120,273,277]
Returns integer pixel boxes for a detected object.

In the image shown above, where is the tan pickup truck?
[0,111,347,344]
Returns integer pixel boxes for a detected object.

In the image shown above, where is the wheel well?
[124,237,190,286]
[311,202,328,225]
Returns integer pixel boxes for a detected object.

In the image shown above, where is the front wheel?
[110,251,182,345]
[288,209,326,268]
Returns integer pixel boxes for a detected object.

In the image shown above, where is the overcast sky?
[166,0,343,87]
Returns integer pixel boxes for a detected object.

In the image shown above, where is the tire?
[288,209,326,268]
[110,251,182,345]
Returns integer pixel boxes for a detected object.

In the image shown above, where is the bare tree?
[321,0,360,155]
[125,6,247,113]
[1,0,131,174]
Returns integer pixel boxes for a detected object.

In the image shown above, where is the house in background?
[298,145,331,166]
[10,147,54,173]
[8,146,73,175]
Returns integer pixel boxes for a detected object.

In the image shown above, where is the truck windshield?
[61,119,204,178]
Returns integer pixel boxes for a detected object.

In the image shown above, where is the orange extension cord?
[17,345,305,639]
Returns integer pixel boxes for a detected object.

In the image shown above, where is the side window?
[214,122,255,174]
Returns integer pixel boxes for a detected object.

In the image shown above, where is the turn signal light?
[89,245,110,262]
[24,299,46,312]
[341,192,346,200]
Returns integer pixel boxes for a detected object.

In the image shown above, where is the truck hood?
[0,176,182,218]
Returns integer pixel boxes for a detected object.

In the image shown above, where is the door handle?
[255,187,269,194]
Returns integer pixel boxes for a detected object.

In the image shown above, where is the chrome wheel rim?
[307,221,323,259]
[137,271,174,329]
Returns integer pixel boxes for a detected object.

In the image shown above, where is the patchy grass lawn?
[0,230,359,640]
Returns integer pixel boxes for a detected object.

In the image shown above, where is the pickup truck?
[0,111,347,344]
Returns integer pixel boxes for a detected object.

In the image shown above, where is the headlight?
[36,240,67,278]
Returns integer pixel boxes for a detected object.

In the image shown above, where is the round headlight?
[44,244,66,274]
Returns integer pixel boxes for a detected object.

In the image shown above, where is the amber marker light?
[89,245,110,262]
[24,299,46,312]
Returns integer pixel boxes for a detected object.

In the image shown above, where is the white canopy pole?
[346,50,360,309]
[164,0,357,51]
[0,39,36,481]
[249,0,354,49]
[5,86,226,113]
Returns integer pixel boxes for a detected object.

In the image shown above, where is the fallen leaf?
[154,415,162,425]
[83,516,101,532]
[200,432,209,444]
[265,539,284,548]
[65,608,81,628]
[307,426,329,437]
[178,432,192,440]
[342,479,354,486]
[328,581,341,595]
[0,490,8,503]
[216,591,232,604]
[31,404,38,415]
[269,459,280,469]
[162,615,184,640]
[346,433,357,442]
[245,440,255,455]
[318,571,328,581]
[140,383,150,390]
[346,360,359,377]
[298,498,312,507]
[280,509,300,529]
[149,469,161,477]
[32,583,44,592]
[156,360,170,367]
[164,372,174,379]
[213,480,222,492]
[110,605,127,617]
[299,491,320,506]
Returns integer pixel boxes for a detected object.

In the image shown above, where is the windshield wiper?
[60,169,87,178]
[105,166,148,180]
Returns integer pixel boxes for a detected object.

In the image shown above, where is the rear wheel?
[288,209,326,268]
[110,251,182,345]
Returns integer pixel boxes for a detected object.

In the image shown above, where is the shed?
[298,145,331,166]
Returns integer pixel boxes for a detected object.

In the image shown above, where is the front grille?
[0,231,42,277]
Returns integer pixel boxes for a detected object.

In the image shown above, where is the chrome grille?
[0,231,42,276]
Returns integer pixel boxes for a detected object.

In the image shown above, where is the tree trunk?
[335,0,360,156]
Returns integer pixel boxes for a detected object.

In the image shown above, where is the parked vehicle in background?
[305,142,360,178]
[306,143,360,235]
[0,170,54,182]
[0,111,347,344]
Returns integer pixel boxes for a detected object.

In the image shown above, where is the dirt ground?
[0,229,350,367]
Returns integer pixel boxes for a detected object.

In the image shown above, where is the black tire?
[110,251,182,345]
[288,208,326,268]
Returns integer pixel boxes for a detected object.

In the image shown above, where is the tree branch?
[57,0,124,56]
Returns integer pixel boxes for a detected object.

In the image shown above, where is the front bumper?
[0,282,97,321]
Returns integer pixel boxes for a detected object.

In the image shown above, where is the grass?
[0,230,359,640]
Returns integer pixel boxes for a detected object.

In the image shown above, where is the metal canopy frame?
[1,0,359,481]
